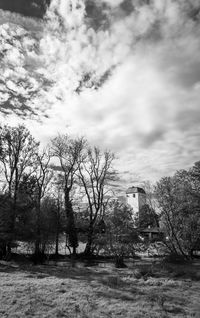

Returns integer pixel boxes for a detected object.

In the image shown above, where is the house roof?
[140,227,161,233]
[126,186,146,194]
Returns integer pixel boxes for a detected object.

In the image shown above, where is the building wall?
[126,192,146,218]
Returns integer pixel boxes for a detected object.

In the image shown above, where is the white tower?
[126,186,146,218]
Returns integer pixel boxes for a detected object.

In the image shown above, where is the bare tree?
[77,146,116,256]
[51,135,85,256]
[33,148,53,259]
[143,181,159,212]
[51,174,65,256]
[0,124,39,253]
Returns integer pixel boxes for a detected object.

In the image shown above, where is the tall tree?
[0,194,13,258]
[51,135,85,256]
[0,124,39,252]
[77,146,116,255]
[155,165,200,258]
[48,180,65,256]
[33,148,53,258]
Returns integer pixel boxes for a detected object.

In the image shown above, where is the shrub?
[163,253,189,264]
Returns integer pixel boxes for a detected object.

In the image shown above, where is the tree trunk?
[84,226,93,256]
[190,249,194,259]
[34,199,42,260]
[34,239,40,256]
[55,228,59,256]
[115,255,127,268]
[65,188,78,256]
[0,242,7,259]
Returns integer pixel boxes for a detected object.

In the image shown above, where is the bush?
[132,269,142,279]
[163,253,189,264]
[115,256,127,268]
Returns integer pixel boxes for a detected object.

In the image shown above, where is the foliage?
[1,123,199,264]
[0,124,39,197]
[155,161,200,258]
[0,125,39,254]
[136,204,159,229]
[94,201,139,267]
[39,196,65,253]
[0,194,13,257]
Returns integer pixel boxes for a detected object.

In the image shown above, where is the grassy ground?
[0,259,200,318]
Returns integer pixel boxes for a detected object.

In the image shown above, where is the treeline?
[0,124,199,264]
[0,124,116,261]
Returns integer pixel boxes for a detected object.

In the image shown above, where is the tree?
[77,146,116,256]
[0,124,39,253]
[189,161,200,197]
[179,162,200,256]
[44,185,65,256]
[15,174,37,244]
[136,204,159,229]
[155,164,200,258]
[33,148,53,258]
[51,135,85,256]
[96,201,139,267]
[52,194,65,256]
[37,195,65,256]
[0,194,13,259]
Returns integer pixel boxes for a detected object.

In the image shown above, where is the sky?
[0,0,200,185]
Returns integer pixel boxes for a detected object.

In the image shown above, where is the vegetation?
[51,135,85,256]
[0,123,200,265]
[94,201,139,267]
[155,163,200,259]
[0,124,117,261]
[0,123,200,318]
[77,146,115,256]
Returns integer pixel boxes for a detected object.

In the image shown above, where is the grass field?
[0,259,200,318]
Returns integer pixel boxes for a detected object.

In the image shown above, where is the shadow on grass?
[0,259,120,285]
[1,256,200,287]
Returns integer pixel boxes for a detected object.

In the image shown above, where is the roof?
[126,186,146,194]
[140,227,161,233]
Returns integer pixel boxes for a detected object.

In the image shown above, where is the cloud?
[0,0,50,18]
[1,0,200,182]
[103,0,124,8]
[0,18,53,118]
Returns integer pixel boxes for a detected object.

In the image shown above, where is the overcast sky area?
[0,0,200,185]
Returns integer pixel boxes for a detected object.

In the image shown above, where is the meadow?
[0,258,200,318]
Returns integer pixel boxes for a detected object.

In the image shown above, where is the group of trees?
[0,124,117,261]
[0,124,199,263]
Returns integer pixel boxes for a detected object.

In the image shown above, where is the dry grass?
[0,259,200,318]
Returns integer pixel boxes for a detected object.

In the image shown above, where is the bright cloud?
[0,0,200,182]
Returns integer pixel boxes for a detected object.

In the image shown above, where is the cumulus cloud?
[1,0,200,181]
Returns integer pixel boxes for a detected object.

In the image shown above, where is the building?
[126,186,146,218]
[140,226,163,241]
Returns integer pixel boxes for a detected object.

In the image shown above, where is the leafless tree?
[77,146,116,255]
[33,148,53,258]
[51,134,85,255]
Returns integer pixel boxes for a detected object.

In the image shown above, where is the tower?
[126,186,146,218]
